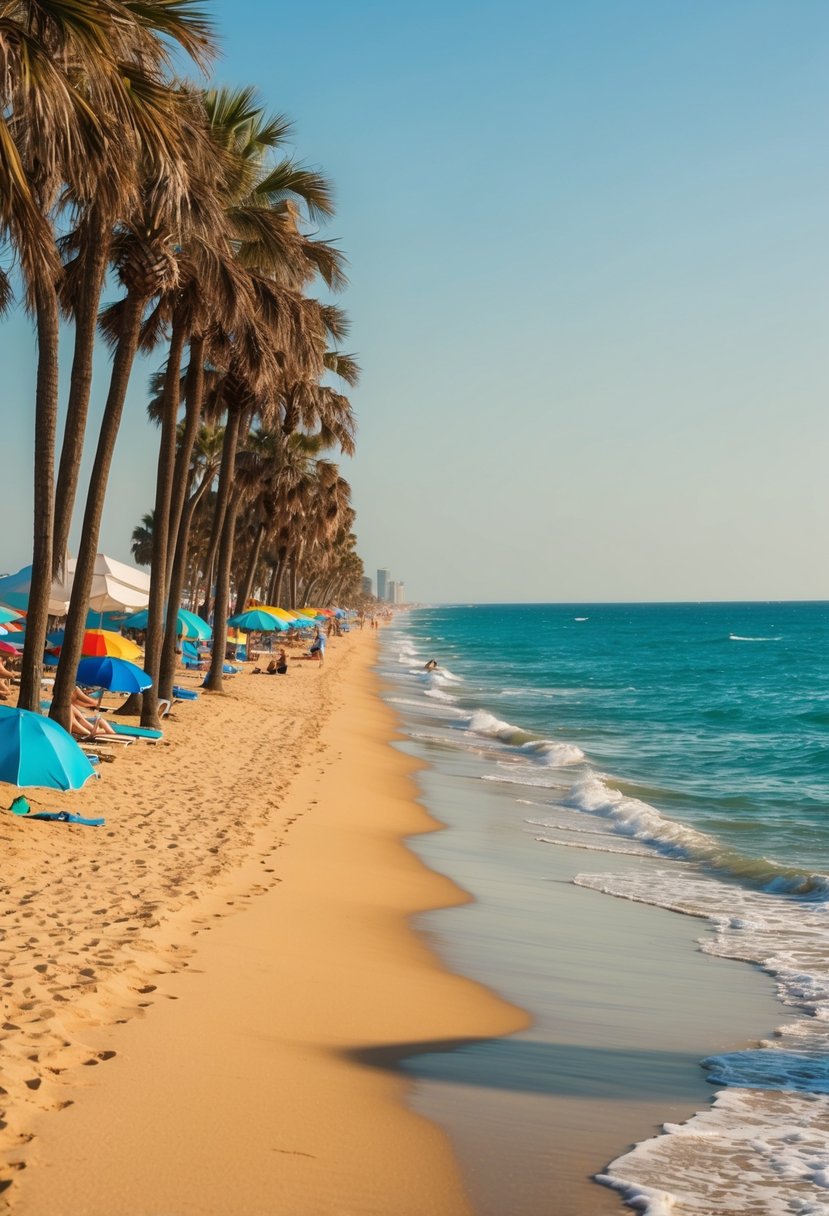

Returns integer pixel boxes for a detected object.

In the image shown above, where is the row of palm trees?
[3,1,365,734]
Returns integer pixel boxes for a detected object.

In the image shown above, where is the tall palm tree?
[7,0,216,713]
[51,0,216,578]
[142,86,343,724]
[50,84,227,730]
[3,0,116,711]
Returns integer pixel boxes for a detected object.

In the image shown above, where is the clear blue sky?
[2,1,827,602]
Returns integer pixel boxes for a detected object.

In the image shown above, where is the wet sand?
[397,753,784,1215]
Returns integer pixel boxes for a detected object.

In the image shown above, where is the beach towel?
[9,795,104,827]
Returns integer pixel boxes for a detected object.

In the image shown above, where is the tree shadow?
[345,1035,711,1101]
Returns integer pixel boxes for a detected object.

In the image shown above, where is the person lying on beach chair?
[70,704,117,739]
[0,658,16,699]
[72,685,104,711]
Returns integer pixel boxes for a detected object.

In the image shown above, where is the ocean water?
[377,602,829,1215]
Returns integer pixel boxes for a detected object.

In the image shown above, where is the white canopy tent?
[0,554,150,616]
[66,554,151,613]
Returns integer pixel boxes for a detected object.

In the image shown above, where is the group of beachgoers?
[0,610,344,752]
[251,626,327,672]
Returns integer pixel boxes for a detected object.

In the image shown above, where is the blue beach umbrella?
[75,656,152,694]
[0,606,22,625]
[227,609,288,632]
[0,706,96,791]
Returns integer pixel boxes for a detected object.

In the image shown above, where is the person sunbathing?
[72,686,102,710]
[0,658,15,700]
[70,704,117,738]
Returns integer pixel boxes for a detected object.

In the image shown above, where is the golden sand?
[1,629,525,1214]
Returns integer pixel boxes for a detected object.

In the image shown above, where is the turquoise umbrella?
[0,606,22,625]
[124,607,212,640]
[0,706,96,790]
[227,609,288,632]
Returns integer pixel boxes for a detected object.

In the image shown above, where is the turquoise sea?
[377,603,829,1215]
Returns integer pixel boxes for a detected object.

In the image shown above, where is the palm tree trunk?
[49,291,144,731]
[141,315,187,729]
[165,335,204,587]
[158,468,213,702]
[199,409,237,621]
[204,490,241,693]
[234,522,265,613]
[18,283,60,713]
[52,207,110,577]
[289,557,299,610]
[271,558,286,607]
[303,575,321,605]
[267,559,280,603]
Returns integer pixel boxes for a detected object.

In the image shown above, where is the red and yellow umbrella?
[79,629,143,661]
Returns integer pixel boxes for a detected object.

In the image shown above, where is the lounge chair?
[172,685,199,700]
[110,722,163,740]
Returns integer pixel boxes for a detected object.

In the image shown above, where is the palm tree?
[51,1,216,578]
[3,0,116,712]
[131,511,155,566]
[7,0,216,713]
[142,86,344,723]
[50,83,228,730]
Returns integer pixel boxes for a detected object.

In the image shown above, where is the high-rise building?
[376,569,389,601]
[395,581,405,604]
[360,576,372,597]
[387,580,397,604]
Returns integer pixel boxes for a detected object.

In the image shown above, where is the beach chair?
[110,722,163,740]
[172,685,199,701]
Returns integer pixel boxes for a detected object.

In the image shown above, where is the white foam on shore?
[576,865,829,1214]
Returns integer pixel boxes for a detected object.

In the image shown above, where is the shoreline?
[374,614,786,1216]
[7,629,527,1214]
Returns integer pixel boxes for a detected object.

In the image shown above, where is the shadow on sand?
[346,1035,709,1101]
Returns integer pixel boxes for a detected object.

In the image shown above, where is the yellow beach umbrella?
[259,606,302,623]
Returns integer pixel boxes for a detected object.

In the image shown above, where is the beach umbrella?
[177,609,212,640]
[0,606,22,625]
[227,609,288,632]
[258,607,309,627]
[80,630,143,660]
[48,629,144,661]
[76,656,152,694]
[0,706,96,790]
[70,553,151,614]
[0,565,71,615]
[124,606,212,640]
[0,641,19,655]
